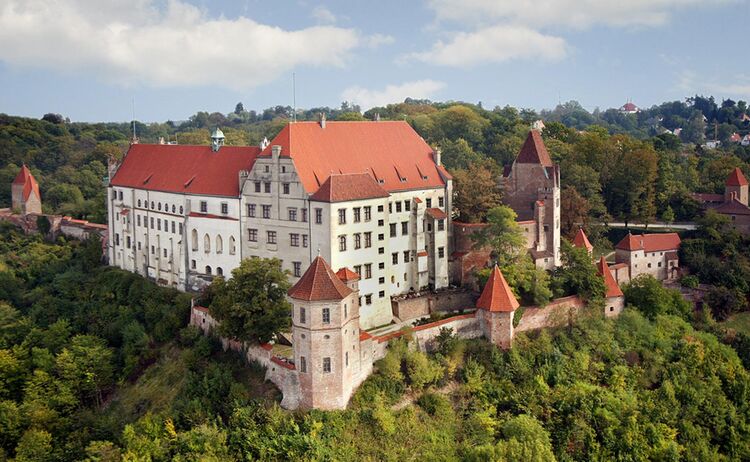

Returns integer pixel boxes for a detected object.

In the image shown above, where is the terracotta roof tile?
[726,167,748,187]
[615,233,681,252]
[12,165,40,201]
[425,207,447,219]
[596,256,623,298]
[260,121,446,194]
[476,266,519,312]
[336,267,360,282]
[110,144,260,196]
[572,228,593,252]
[516,130,552,166]
[715,199,750,215]
[288,256,353,301]
[309,173,389,202]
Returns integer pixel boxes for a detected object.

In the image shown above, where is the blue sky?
[0,0,748,122]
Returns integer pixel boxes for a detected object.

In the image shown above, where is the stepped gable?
[12,165,40,201]
[288,256,353,301]
[309,173,390,202]
[110,144,261,196]
[726,167,748,187]
[596,256,624,298]
[260,121,446,194]
[615,232,681,252]
[476,265,519,312]
[516,130,552,166]
[572,228,593,252]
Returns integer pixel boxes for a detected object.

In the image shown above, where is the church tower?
[287,257,363,409]
[11,165,42,215]
[725,167,749,206]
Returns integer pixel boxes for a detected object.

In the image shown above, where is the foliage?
[623,275,692,320]
[452,160,502,222]
[551,240,605,302]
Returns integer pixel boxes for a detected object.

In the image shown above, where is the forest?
[0,225,749,461]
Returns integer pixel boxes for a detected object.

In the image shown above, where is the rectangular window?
[163,248,167,258]
[294,261,302,277]
[377,205,384,212]
[392,253,398,265]
[126,236,131,248]
[290,233,299,247]
[254,182,261,193]
[388,203,393,213]
[378,233,384,241]
[396,202,402,213]
[379,262,385,270]
[378,219,384,227]
[438,219,445,231]
[323,357,331,373]
[150,217,154,228]
[300,307,306,323]
[354,233,361,249]
[365,294,372,305]
[338,208,346,225]
[301,209,307,222]
[438,247,445,258]
[353,265,362,276]
[151,245,154,255]
[364,232,372,248]
[439,196,444,207]
[138,242,142,250]
[365,263,372,279]
[179,223,183,234]
[379,290,385,298]
[315,208,323,224]
[353,207,361,223]
[288,208,297,221]
[264,182,271,193]
[171,221,175,233]
[405,201,411,211]
[389,223,397,237]
[247,204,256,217]
[262,205,271,219]
[137,215,141,227]
[157,219,161,231]
[248,229,257,242]
[322,308,330,324]
[302,235,308,248]
[200,201,207,213]
[221,202,228,214]
[426,198,432,208]
[267,230,276,244]
[300,356,307,373]
[404,251,410,262]
[339,235,347,252]
[346,351,349,367]
[379,247,385,254]
[402,221,408,235]
[114,233,119,246]
[283,183,290,194]
[379,277,385,284]
[364,206,372,221]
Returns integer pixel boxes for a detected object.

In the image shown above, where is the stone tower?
[476,265,519,349]
[725,167,749,206]
[287,256,363,410]
[11,165,42,215]
[596,256,625,318]
[502,130,561,268]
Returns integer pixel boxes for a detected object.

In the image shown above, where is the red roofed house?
[615,232,681,282]
[109,120,453,328]
[12,165,42,215]
[287,256,373,409]
[692,167,750,234]
[501,130,561,269]
[572,227,593,254]
[476,265,519,349]
[596,256,625,318]
[620,101,640,114]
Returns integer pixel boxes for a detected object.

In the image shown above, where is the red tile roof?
[621,102,638,112]
[726,167,748,187]
[516,130,552,166]
[336,267,360,282]
[288,256,353,301]
[260,121,447,194]
[309,173,389,202]
[476,266,519,312]
[572,228,593,252]
[597,256,623,298]
[12,165,40,201]
[110,144,260,196]
[425,207,447,219]
[715,198,750,215]
[615,233,681,252]
[692,193,724,203]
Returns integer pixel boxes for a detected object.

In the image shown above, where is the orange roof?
[12,165,40,201]
[572,228,593,252]
[288,256,353,301]
[615,233,681,252]
[425,207,447,219]
[260,121,447,194]
[476,266,519,312]
[516,130,552,166]
[726,167,748,187]
[110,144,260,196]
[597,256,623,298]
[336,267,360,282]
[309,173,389,202]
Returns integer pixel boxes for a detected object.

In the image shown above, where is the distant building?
[614,232,681,282]
[704,140,721,149]
[693,167,750,234]
[742,135,750,147]
[531,120,545,131]
[11,165,41,215]
[730,133,742,143]
[619,102,640,114]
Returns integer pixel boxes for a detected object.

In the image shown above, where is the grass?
[722,312,750,336]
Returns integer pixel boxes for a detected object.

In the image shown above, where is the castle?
[693,167,750,234]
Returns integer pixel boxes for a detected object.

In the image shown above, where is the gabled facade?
[11,165,42,215]
[614,232,681,282]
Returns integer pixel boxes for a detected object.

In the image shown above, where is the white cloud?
[341,80,445,109]
[675,70,750,97]
[407,25,566,67]
[426,0,736,29]
[311,5,337,24]
[0,0,363,90]
[365,33,396,49]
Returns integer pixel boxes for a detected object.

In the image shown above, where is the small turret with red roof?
[11,164,42,215]
[476,266,519,349]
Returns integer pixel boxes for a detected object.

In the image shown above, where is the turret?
[476,265,519,349]
[210,127,225,152]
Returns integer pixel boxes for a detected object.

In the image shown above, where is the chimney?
[731,191,738,201]
[272,145,282,162]
[434,149,442,166]
[319,112,326,129]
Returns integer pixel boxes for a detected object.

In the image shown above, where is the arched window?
[216,235,223,254]
[204,234,211,253]
[158,202,162,211]
[179,206,184,214]
[137,199,141,207]
[172,205,176,213]
[151,201,155,209]
[205,266,212,275]
[191,229,198,251]
[217,267,223,276]
[229,236,236,255]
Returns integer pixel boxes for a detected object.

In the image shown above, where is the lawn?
[722,312,750,336]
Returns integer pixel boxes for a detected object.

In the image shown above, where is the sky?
[0,0,749,122]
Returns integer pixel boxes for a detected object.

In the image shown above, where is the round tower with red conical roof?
[476,265,519,349]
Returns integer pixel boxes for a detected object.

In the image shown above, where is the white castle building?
[108,120,453,328]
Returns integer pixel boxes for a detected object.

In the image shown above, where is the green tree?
[209,258,292,343]
[473,206,526,266]
[551,241,605,302]
[14,429,53,462]
[36,215,51,237]
[623,275,691,320]
[452,161,502,222]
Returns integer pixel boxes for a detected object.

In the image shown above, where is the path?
[606,221,696,230]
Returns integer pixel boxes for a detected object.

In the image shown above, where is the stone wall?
[391,289,476,321]
[516,295,584,333]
